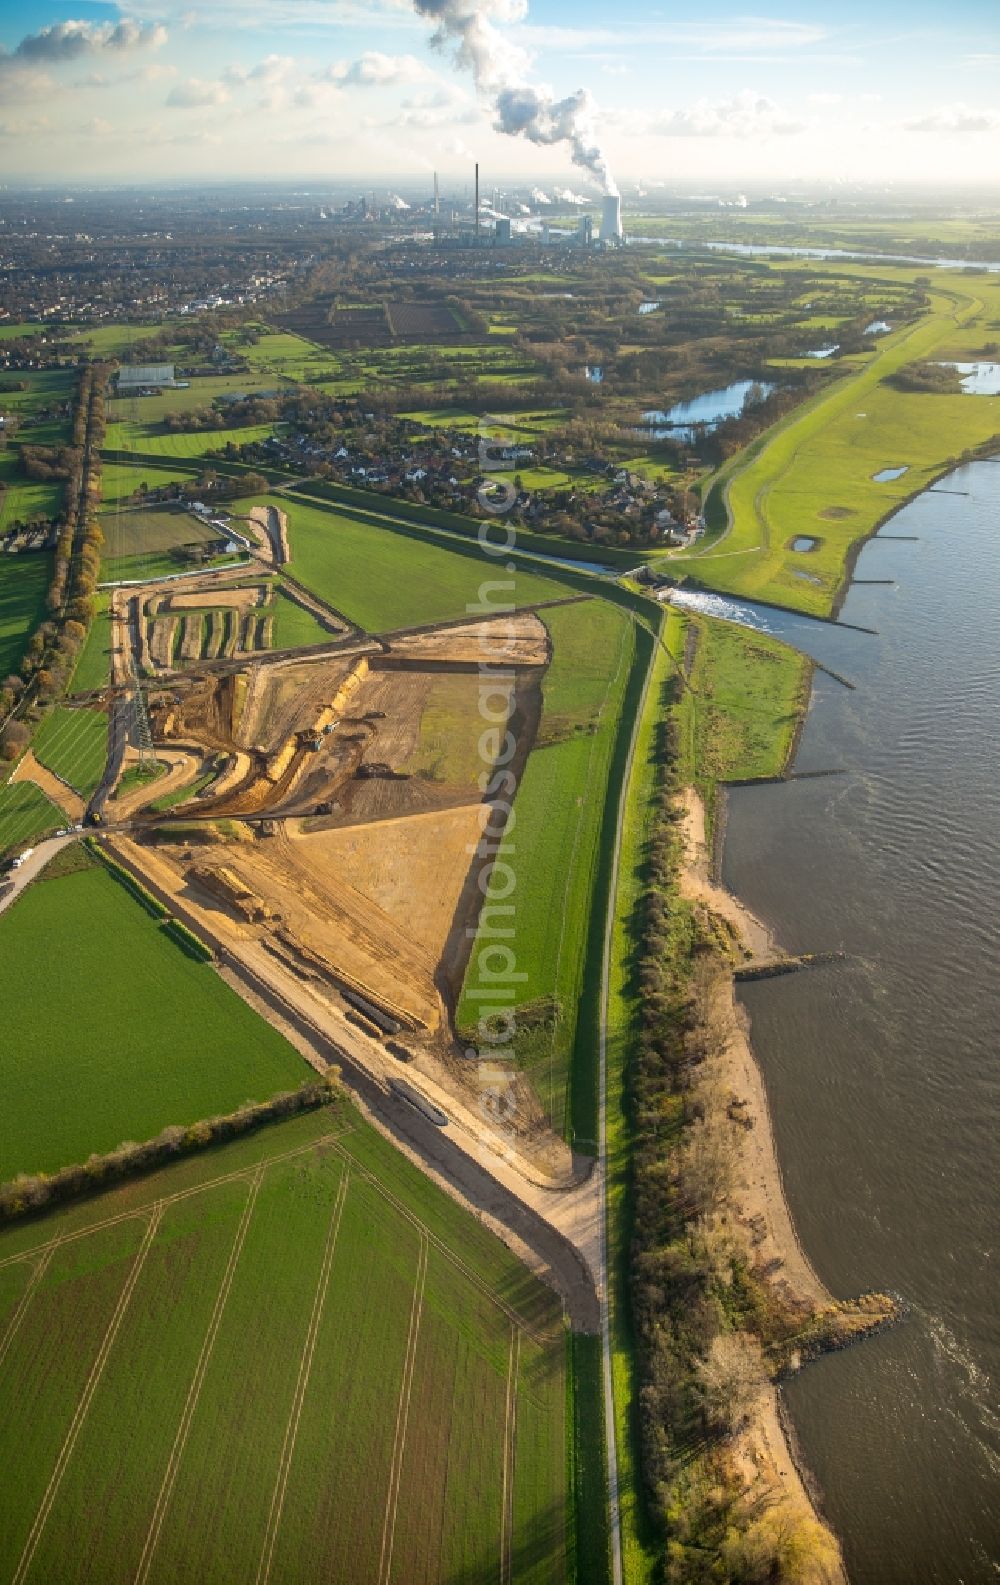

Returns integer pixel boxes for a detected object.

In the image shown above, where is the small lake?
[872,466,908,482]
[807,345,840,359]
[790,535,819,551]
[936,360,1000,395]
[628,237,1000,274]
[637,379,774,439]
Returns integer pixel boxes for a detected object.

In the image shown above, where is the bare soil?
[9,751,86,822]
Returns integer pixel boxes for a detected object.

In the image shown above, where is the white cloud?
[3,20,167,64]
[809,92,842,106]
[0,64,54,100]
[227,54,296,87]
[904,103,1000,134]
[649,92,804,139]
[326,51,431,87]
[166,77,231,108]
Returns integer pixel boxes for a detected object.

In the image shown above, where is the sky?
[0,0,999,191]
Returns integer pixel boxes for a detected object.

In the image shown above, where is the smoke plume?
[412,0,617,194]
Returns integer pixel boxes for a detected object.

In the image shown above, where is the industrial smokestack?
[433,170,440,215]
[601,193,623,243]
[412,1,617,197]
[475,161,480,242]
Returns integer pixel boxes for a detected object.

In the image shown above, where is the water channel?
[672,460,1000,1582]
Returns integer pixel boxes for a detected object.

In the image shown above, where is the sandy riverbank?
[677,785,847,1584]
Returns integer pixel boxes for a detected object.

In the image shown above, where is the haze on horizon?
[1,0,999,192]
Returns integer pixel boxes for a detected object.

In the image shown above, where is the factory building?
[115,363,177,391]
[578,215,593,246]
[495,217,512,244]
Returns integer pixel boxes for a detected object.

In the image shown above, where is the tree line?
[1,363,110,755]
[0,1075,341,1225]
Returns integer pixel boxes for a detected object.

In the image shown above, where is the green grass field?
[106,375,276,425]
[603,614,674,1585]
[0,861,308,1179]
[0,780,64,857]
[0,553,50,677]
[458,600,635,1139]
[679,275,1000,614]
[0,1102,569,1585]
[0,453,63,530]
[260,494,574,632]
[269,584,338,650]
[0,369,76,447]
[105,421,278,459]
[673,612,813,800]
[69,593,112,692]
[30,707,108,798]
[101,460,201,502]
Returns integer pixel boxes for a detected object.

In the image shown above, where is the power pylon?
[128,651,156,768]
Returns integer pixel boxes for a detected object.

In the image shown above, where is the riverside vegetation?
[615,660,896,1583]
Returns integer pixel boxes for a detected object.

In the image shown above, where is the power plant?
[601,194,623,243]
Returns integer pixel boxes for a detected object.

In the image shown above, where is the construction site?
[94,571,570,1152]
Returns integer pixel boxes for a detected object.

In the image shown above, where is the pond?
[872,466,908,482]
[790,535,820,551]
[865,320,892,335]
[637,378,775,440]
[807,345,840,359]
[936,360,1000,395]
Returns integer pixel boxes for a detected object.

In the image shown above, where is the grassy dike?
[674,275,1000,616]
[605,610,679,1584]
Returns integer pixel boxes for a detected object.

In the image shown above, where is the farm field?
[100,505,219,565]
[458,599,635,1140]
[0,553,49,677]
[0,859,306,1179]
[0,780,64,857]
[681,273,1000,614]
[255,493,575,633]
[31,706,109,798]
[0,1103,569,1585]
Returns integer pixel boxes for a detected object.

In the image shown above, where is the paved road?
[0,834,76,915]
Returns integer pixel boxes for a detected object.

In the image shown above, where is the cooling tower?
[601,194,623,242]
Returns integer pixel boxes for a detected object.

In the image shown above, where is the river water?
[684,461,1000,1582]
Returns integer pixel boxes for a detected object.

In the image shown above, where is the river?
[681,461,1000,1582]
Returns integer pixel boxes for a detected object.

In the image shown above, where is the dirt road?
[100,834,603,1328]
[10,753,86,823]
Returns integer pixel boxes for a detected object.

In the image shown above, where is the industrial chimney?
[601,194,623,243]
[475,162,480,243]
